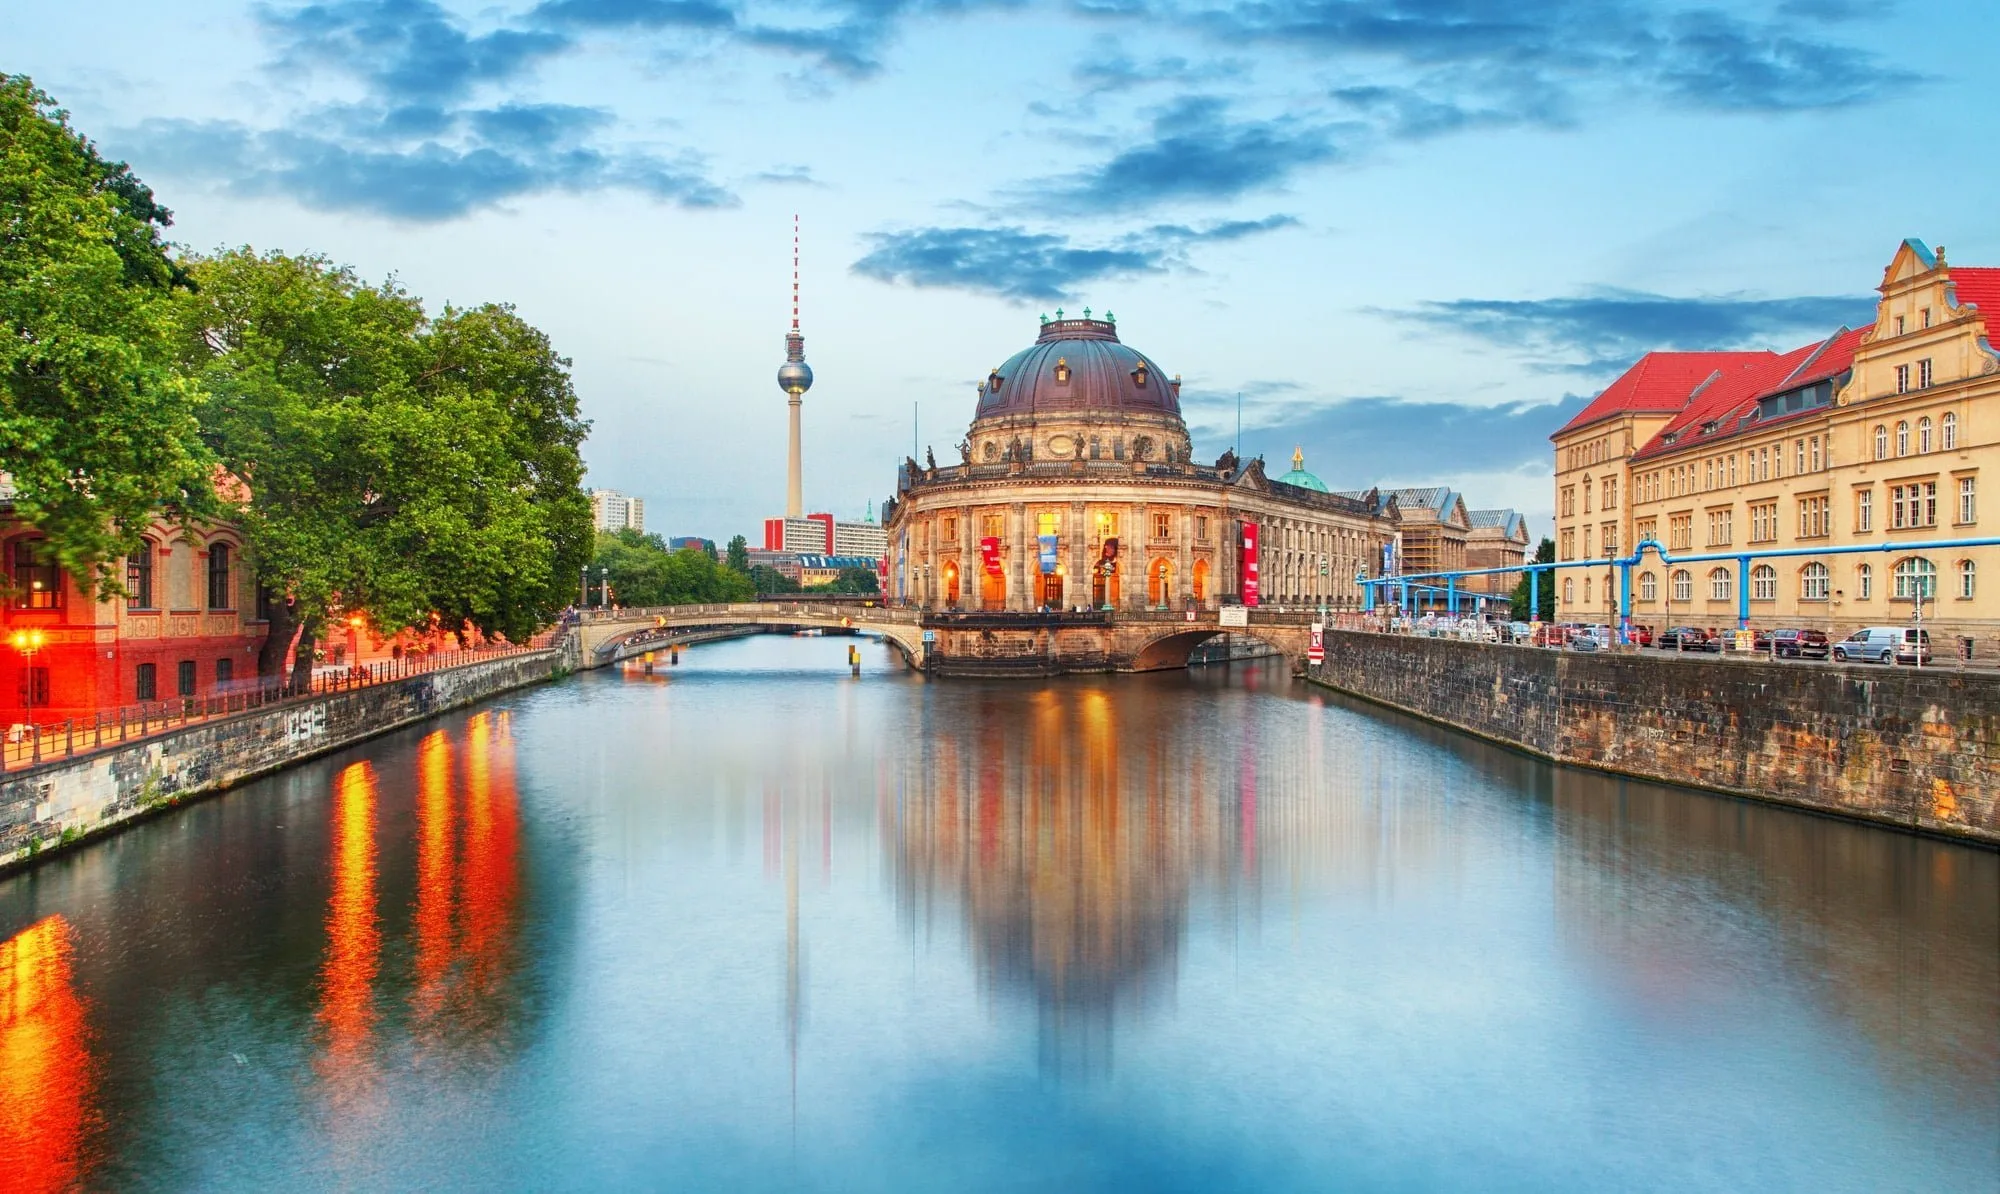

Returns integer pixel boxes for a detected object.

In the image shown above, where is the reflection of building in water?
[1550,768,2000,1103]
[0,914,94,1192]
[888,685,1252,1068]
[317,761,380,1088]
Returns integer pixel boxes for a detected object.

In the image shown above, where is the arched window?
[1582,475,1592,513]
[1672,569,1692,602]
[1583,576,1592,604]
[127,538,157,610]
[1873,425,1888,460]
[1918,416,1933,453]
[1942,411,1958,450]
[1856,563,1873,600]
[1896,421,1910,456]
[1751,564,1776,601]
[1562,577,1574,606]
[1639,571,1657,602]
[1800,562,1829,601]
[1893,556,1936,600]
[207,541,233,610]
[1709,567,1732,601]
[1959,559,1976,600]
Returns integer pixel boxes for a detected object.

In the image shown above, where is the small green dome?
[1277,446,1329,492]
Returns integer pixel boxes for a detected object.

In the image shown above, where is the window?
[1706,509,1733,547]
[1602,522,1619,556]
[1895,314,1906,336]
[1095,512,1118,538]
[1890,481,1940,528]
[1959,560,1976,600]
[1960,477,1977,524]
[128,539,156,610]
[1922,307,1933,329]
[1672,569,1693,602]
[207,542,233,610]
[1810,436,1822,471]
[1874,425,1888,460]
[1582,526,1592,557]
[17,667,49,708]
[1795,440,1806,474]
[9,538,62,609]
[1916,417,1931,454]
[1749,502,1776,542]
[1800,562,1829,601]
[942,516,958,541]
[1943,412,1957,450]
[216,657,234,684]
[1152,512,1171,539]
[1797,495,1828,538]
[1728,455,1737,486]
[1708,567,1732,602]
[1751,564,1776,601]
[176,659,197,697]
[1563,577,1574,605]
[1856,489,1873,532]
[1583,476,1593,513]
[1668,514,1692,551]
[1896,364,1911,394]
[1893,557,1936,600]
[1560,529,1574,560]
[981,514,1004,538]
[1639,571,1657,602]
[135,663,157,701]
[1560,487,1575,517]
[1195,515,1209,542]
[1583,577,1592,604]
[1896,421,1910,456]
[1919,359,1933,389]
[1857,563,1873,600]
[1636,518,1657,544]
[1604,477,1617,509]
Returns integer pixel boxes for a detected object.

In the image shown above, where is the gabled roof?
[1554,350,1775,439]
[1387,486,1454,512]
[1628,328,1862,463]
[1952,267,2000,342]
[1467,509,1527,539]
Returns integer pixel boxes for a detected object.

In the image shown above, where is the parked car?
[1657,626,1717,652]
[1833,626,1932,664]
[1508,621,1533,643]
[1771,628,1830,659]
[1569,630,1603,651]
[1627,624,1654,647]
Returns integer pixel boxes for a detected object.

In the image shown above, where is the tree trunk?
[257,589,296,678]
[289,614,320,693]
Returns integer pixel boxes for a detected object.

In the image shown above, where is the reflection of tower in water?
[890,687,1250,1071]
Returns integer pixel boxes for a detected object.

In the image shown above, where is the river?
[0,635,1994,1191]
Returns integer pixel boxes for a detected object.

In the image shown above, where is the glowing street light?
[10,627,47,719]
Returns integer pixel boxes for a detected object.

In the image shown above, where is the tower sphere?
[778,359,814,393]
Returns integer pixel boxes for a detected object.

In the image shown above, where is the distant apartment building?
[763,512,887,561]
[591,489,645,533]
[1465,510,1532,595]
[1550,238,2000,641]
[667,536,714,554]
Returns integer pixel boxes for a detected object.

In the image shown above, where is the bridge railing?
[578,601,923,626]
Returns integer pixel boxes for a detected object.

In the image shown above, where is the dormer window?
[1895,314,1906,335]
[1054,357,1070,384]
[1132,362,1149,387]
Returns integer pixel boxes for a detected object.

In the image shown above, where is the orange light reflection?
[317,761,381,1084]
[412,731,456,1021]
[0,915,95,1192]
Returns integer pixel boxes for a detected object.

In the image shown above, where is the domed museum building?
[881,313,1401,613]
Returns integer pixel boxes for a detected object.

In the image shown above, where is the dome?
[974,316,1181,423]
[1277,446,1329,492]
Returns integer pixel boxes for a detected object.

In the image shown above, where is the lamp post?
[10,627,46,721]
[597,566,609,608]
[580,565,589,610]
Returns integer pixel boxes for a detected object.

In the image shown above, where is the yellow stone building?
[1551,239,2000,644]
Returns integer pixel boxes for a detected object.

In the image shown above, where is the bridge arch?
[582,605,927,671]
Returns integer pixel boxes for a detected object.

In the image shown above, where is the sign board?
[1307,625,1324,664]
[1038,534,1058,574]
[1734,629,1754,653]
[1240,522,1261,607]
[922,629,937,644]
[1219,605,1249,628]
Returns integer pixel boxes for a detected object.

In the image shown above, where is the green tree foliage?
[0,75,211,595]
[748,564,799,595]
[590,529,752,606]
[806,567,879,595]
[1510,536,1557,621]
[725,534,749,574]
[173,249,592,679]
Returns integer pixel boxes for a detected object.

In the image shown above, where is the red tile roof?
[1553,351,1774,439]
[1628,328,1870,463]
[1952,267,2000,341]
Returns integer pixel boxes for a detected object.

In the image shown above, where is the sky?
[12,0,1999,541]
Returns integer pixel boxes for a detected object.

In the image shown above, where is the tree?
[590,529,752,606]
[1,76,211,595]
[1510,537,1557,621]
[173,249,592,684]
[806,567,879,595]
[725,534,749,574]
[748,564,799,595]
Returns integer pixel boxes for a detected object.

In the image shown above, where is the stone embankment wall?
[0,650,559,872]
[1311,630,1998,845]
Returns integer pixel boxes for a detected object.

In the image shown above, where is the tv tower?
[776,215,814,519]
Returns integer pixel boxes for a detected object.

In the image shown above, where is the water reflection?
[317,762,381,1089]
[0,915,95,1192]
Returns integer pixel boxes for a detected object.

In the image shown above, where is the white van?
[1832,626,1933,664]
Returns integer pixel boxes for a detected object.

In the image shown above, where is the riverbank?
[0,648,562,874]
[1305,629,1999,846]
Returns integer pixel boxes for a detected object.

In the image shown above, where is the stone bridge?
[573,602,1328,676]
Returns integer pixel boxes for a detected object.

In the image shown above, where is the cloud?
[1382,289,1876,374]
[1018,96,1343,213]
[851,215,1296,300]
[1183,389,1588,487]
[1653,11,1915,111]
[261,0,570,103]
[1070,47,1248,95]
[528,0,737,31]
[133,112,732,220]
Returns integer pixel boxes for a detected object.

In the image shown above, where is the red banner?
[1100,537,1119,574]
[1240,522,1260,606]
[980,536,1003,576]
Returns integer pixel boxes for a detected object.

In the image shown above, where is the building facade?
[590,489,645,533]
[1551,239,2000,642]
[883,315,1401,613]
[2,506,266,726]
[1465,510,1531,595]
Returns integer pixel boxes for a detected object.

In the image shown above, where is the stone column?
[1011,501,1029,611]
[1177,507,1192,608]
[1070,501,1088,610]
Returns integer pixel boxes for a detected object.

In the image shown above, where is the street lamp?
[10,627,46,720]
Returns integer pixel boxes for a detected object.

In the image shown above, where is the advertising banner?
[1240,522,1261,606]
[1038,535,1058,574]
[1381,535,1400,578]
[1100,536,1119,575]
[980,536,1003,576]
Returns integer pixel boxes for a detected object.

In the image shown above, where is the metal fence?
[2,638,557,774]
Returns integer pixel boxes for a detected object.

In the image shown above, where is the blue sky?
[15,0,1998,539]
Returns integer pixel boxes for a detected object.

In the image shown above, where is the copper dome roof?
[974,317,1181,423]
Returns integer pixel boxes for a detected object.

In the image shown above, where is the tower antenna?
[777,214,813,519]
